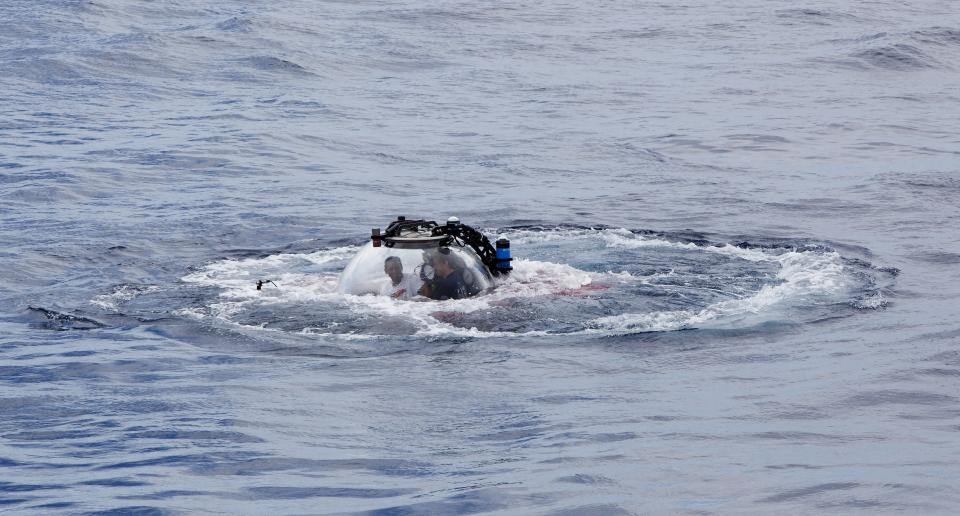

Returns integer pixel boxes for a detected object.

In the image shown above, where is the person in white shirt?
[379,256,422,300]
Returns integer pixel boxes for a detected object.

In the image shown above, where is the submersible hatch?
[336,216,512,300]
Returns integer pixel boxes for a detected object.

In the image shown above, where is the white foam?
[90,285,162,310]
[590,249,847,333]
[179,231,853,338]
[853,290,887,310]
[181,251,598,338]
[595,229,777,262]
[182,246,357,284]
[172,307,207,320]
[506,227,776,263]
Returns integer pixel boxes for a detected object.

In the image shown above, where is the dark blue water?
[2,0,959,513]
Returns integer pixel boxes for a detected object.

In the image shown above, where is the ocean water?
[1,0,959,513]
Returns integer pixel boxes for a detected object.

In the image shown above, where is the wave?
[235,56,312,75]
[588,246,847,333]
[25,307,105,331]
[215,16,254,32]
[0,58,95,86]
[851,44,935,70]
[776,8,863,26]
[823,26,960,71]
[912,27,960,47]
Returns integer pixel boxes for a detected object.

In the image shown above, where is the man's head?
[433,248,459,278]
[384,256,403,285]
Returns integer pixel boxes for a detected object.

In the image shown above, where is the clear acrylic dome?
[337,242,495,299]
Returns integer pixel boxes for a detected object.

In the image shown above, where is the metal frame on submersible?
[371,216,512,276]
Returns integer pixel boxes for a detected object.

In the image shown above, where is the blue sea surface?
[1,0,959,513]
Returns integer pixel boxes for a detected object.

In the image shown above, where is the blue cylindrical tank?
[495,238,512,273]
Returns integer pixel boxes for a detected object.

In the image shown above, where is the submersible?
[337,216,511,300]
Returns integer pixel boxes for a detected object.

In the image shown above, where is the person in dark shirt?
[423,248,480,300]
